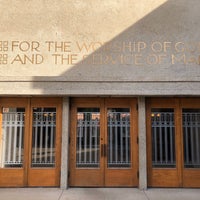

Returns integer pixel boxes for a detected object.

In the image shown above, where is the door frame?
[69,98,105,187]
[181,98,200,187]
[146,98,182,187]
[147,97,200,188]
[28,97,62,187]
[0,97,62,187]
[69,97,138,187]
[0,98,29,187]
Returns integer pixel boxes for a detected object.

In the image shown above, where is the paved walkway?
[0,188,199,200]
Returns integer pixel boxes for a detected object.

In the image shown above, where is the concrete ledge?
[0,81,200,96]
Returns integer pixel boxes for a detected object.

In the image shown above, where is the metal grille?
[151,109,176,168]
[76,108,100,168]
[31,108,56,168]
[107,108,131,168]
[183,109,200,168]
[0,108,25,168]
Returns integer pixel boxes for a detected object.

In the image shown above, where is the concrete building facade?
[0,0,200,189]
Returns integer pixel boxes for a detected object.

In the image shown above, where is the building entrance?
[69,98,138,187]
[0,98,62,187]
[147,98,200,187]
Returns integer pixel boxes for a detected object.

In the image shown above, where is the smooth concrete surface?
[60,97,70,189]
[138,97,147,190]
[0,188,199,200]
[1,1,200,96]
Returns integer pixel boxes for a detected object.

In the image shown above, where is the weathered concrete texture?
[0,188,199,200]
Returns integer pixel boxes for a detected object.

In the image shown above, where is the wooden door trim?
[28,97,62,186]
[69,98,104,186]
[146,98,181,187]
[0,98,29,187]
[180,98,200,187]
[70,97,138,187]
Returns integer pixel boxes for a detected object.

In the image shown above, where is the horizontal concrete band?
[0,81,200,96]
[1,74,200,82]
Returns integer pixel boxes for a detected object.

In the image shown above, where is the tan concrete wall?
[0,0,200,95]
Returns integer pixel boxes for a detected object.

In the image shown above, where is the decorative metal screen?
[76,108,100,168]
[31,107,56,168]
[183,109,200,168]
[107,108,131,168]
[0,108,25,168]
[151,109,176,168]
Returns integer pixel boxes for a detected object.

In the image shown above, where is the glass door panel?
[0,108,25,168]
[107,108,130,168]
[70,98,138,187]
[182,105,200,188]
[182,109,200,169]
[151,108,176,168]
[28,98,62,187]
[31,107,56,168]
[76,108,100,168]
[147,99,180,187]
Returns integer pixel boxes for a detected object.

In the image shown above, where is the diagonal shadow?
[33,0,200,95]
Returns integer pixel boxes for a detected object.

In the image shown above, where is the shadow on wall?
[33,0,200,95]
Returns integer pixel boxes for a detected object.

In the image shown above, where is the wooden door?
[0,97,62,187]
[147,98,200,188]
[69,98,104,186]
[104,98,138,186]
[69,98,138,187]
[147,98,182,187]
[181,98,200,187]
[27,98,62,187]
[0,98,29,187]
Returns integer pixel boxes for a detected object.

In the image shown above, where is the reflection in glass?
[76,108,100,168]
[183,109,200,168]
[107,108,131,168]
[151,108,176,168]
[0,108,25,168]
[31,108,56,168]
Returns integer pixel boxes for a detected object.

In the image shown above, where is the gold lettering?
[76,42,92,52]
[11,54,43,64]
[163,42,171,52]
[158,54,167,64]
[171,54,186,64]
[146,54,159,65]
[52,54,78,64]
[122,55,133,65]
[11,54,24,64]
[11,41,40,52]
[151,42,163,53]
[187,56,199,65]
[45,41,71,52]
[135,54,143,65]
[138,42,147,53]
[122,42,132,53]
[175,42,185,52]
[45,41,54,51]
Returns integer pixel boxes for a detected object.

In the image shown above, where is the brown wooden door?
[147,98,200,188]
[181,98,200,188]
[0,97,62,187]
[69,98,138,187]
